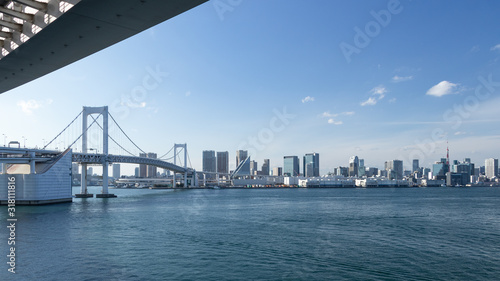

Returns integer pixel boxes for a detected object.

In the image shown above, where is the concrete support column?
[29,151,35,174]
[81,163,87,193]
[101,106,109,195]
[76,163,94,198]
[184,143,187,188]
[193,170,197,187]
[102,161,108,194]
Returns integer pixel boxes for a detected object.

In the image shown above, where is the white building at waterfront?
[0,149,73,205]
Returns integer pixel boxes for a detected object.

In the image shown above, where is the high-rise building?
[234,150,250,175]
[217,151,229,174]
[485,158,499,179]
[236,150,248,167]
[349,156,359,177]
[250,160,258,175]
[139,152,147,178]
[433,162,446,179]
[358,158,365,177]
[303,153,320,177]
[134,167,139,178]
[272,167,282,176]
[422,168,431,179]
[113,164,120,179]
[335,166,349,177]
[284,156,300,176]
[147,153,157,178]
[432,158,449,180]
[412,159,419,172]
[366,167,378,177]
[234,154,251,176]
[385,160,403,180]
[203,150,216,180]
[261,159,270,176]
[87,167,93,176]
[202,151,216,172]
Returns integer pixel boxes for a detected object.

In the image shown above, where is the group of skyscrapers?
[201,150,320,178]
[335,156,499,186]
[202,150,229,175]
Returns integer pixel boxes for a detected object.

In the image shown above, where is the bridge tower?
[77,106,116,198]
[173,143,188,187]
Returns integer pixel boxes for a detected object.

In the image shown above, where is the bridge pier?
[193,170,198,187]
[75,163,93,198]
[29,152,36,173]
[101,160,110,195]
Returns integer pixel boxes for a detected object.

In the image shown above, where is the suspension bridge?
[0,105,201,204]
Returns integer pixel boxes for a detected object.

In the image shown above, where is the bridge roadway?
[0,0,209,94]
[0,147,190,174]
[73,152,190,174]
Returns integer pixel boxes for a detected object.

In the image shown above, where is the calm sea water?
[1,186,500,280]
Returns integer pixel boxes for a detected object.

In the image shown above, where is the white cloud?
[426,81,458,97]
[322,111,337,118]
[389,98,397,103]
[322,111,354,118]
[490,44,500,51]
[392,75,413,83]
[470,45,480,53]
[361,85,387,106]
[328,118,343,125]
[321,111,353,125]
[361,97,377,106]
[371,85,387,97]
[185,91,191,97]
[17,99,53,115]
[454,131,467,136]
[302,96,315,103]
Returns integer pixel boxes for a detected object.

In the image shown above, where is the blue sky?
[1,0,500,175]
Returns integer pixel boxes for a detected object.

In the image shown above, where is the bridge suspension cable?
[89,115,136,156]
[108,112,146,155]
[43,109,83,150]
[187,149,193,169]
[159,145,175,160]
[65,111,103,150]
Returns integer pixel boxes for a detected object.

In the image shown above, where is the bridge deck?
[0,0,208,94]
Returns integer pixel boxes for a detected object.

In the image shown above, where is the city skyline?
[1,1,499,175]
